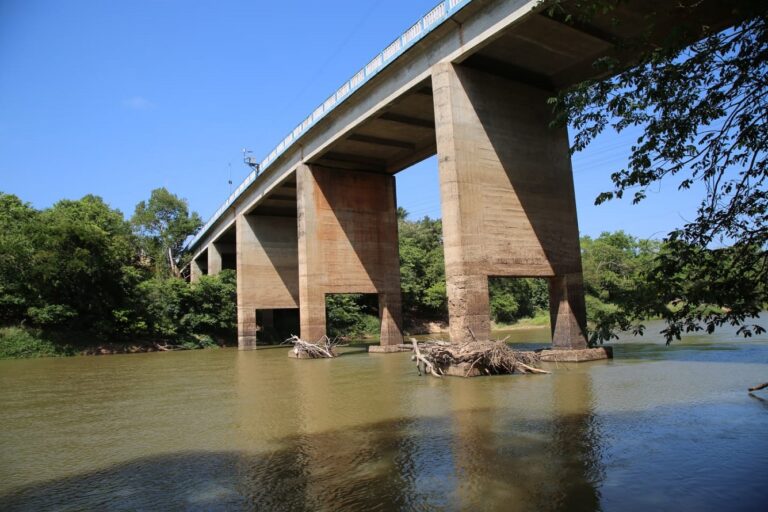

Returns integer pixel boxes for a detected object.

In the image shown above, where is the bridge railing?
[186,0,474,251]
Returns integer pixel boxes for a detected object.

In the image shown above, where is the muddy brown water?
[1,319,767,511]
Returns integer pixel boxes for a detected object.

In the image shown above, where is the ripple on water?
[1,323,767,511]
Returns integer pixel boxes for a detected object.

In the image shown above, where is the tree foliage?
[580,232,658,343]
[547,0,768,341]
[0,194,38,323]
[0,190,233,357]
[131,187,201,276]
[398,214,447,318]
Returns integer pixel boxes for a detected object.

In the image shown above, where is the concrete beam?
[236,213,299,350]
[433,62,587,348]
[297,164,403,345]
[187,0,541,255]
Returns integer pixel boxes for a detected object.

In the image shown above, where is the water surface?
[1,320,767,511]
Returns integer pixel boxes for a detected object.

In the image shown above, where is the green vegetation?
[0,189,234,358]
[0,327,73,359]
[131,187,202,277]
[326,294,381,340]
[546,0,767,341]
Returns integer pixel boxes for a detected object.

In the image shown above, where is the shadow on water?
[3,334,768,511]
[613,340,768,365]
[0,407,606,512]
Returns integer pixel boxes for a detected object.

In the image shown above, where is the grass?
[492,310,550,330]
[0,326,74,359]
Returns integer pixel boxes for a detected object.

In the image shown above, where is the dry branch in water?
[748,382,768,392]
[284,335,340,358]
[411,339,549,378]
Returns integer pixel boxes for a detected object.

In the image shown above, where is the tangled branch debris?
[411,339,549,378]
[284,335,340,359]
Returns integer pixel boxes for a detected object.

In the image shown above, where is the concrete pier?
[433,63,587,348]
[207,243,223,276]
[297,164,404,345]
[190,257,203,283]
[236,214,299,350]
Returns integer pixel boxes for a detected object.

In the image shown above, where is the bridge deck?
[188,0,737,258]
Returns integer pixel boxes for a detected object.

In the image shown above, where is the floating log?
[411,339,549,378]
[748,382,768,392]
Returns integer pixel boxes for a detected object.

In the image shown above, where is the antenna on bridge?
[242,148,260,176]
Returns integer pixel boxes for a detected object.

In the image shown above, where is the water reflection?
[1,418,607,511]
[2,359,608,511]
[2,325,767,510]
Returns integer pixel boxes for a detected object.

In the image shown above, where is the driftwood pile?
[411,339,549,378]
[284,335,340,358]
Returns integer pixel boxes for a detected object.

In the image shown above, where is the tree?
[0,193,39,323]
[579,232,659,342]
[547,0,768,341]
[398,212,447,318]
[489,278,549,324]
[30,195,135,331]
[131,188,202,276]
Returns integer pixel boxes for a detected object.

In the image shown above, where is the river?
[1,319,767,511]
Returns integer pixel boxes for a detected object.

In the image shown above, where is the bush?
[0,327,73,359]
[179,333,219,350]
[326,294,380,339]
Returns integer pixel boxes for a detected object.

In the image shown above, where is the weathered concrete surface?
[236,214,299,350]
[539,346,613,362]
[207,243,222,276]
[549,274,588,349]
[190,257,203,283]
[297,164,403,345]
[187,1,547,257]
[433,62,587,348]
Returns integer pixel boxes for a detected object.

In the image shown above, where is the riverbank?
[0,326,232,359]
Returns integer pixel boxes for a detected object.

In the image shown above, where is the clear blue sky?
[0,0,704,240]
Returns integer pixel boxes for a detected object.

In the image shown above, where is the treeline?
[0,190,235,357]
[4,189,760,357]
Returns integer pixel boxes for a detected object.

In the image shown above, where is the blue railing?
[187,0,474,250]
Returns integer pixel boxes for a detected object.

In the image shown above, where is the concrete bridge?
[186,0,734,351]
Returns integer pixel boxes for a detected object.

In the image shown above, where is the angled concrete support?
[207,243,222,276]
[236,213,299,350]
[432,62,587,349]
[297,164,403,345]
[190,256,204,283]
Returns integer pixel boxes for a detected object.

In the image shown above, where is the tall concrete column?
[207,243,222,276]
[432,62,587,349]
[549,274,588,349]
[236,213,299,350]
[297,164,403,345]
[190,257,203,283]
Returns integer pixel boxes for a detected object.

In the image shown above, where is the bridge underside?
[189,0,738,349]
